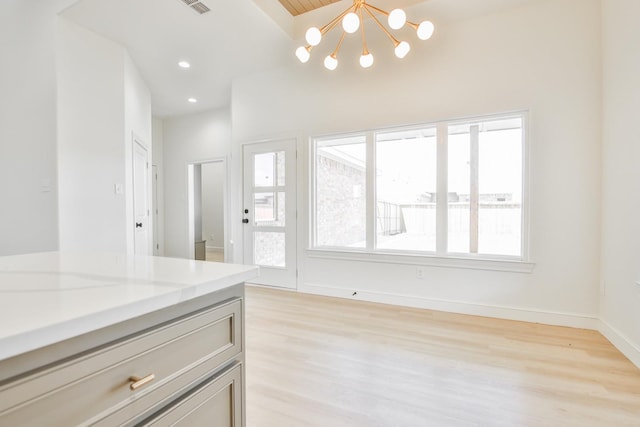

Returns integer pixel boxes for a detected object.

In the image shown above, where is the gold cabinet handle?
[129,373,155,391]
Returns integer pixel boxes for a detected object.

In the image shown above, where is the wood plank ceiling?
[277,0,342,16]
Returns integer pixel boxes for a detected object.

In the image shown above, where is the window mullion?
[366,131,376,250]
[436,123,448,254]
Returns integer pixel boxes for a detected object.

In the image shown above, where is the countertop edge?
[0,267,259,363]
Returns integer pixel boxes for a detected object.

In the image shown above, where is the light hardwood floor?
[245,286,640,427]
[205,248,224,263]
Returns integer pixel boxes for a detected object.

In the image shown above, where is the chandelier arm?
[406,21,419,30]
[363,5,399,46]
[363,3,389,17]
[320,4,357,35]
[359,7,369,54]
[331,31,347,57]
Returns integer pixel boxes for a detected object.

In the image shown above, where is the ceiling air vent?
[179,0,211,15]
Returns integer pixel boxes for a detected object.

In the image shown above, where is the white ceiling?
[61,0,540,118]
[61,0,292,117]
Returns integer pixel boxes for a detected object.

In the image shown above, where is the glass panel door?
[242,140,297,288]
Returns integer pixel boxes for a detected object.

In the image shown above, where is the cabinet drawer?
[138,363,243,427]
[0,298,242,426]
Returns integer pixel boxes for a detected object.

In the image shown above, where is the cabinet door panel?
[140,364,242,427]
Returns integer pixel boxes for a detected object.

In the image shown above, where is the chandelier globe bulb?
[342,12,360,33]
[324,55,338,71]
[417,21,435,40]
[388,9,406,30]
[305,27,322,46]
[395,41,411,59]
[360,52,374,68]
[295,46,311,63]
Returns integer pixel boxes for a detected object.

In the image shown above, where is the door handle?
[136,222,143,228]
[242,219,249,224]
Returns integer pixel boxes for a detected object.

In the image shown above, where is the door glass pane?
[448,124,470,253]
[254,231,285,267]
[478,118,523,256]
[375,127,437,252]
[315,136,366,248]
[254,192,285,227]
[254,151,285,187]
[275,151,285,186]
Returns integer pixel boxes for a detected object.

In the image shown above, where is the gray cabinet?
[0,294,245,426]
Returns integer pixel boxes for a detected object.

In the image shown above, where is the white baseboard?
[598,320,640,369]
[205,246,224,252]
[299,282,600,330]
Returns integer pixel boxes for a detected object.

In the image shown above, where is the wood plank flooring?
[245,286,640,427]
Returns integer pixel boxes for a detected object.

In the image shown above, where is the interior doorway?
[133,138,150,255]
[187,158,228,263]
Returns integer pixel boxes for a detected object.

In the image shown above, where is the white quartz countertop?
[0,252,259,362]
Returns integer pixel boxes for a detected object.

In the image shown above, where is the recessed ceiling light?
[178,61,191,69]
[188,98,198,103]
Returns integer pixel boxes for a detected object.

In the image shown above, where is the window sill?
[306,249,535,273]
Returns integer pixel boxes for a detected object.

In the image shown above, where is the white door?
[243,140,297,288]
[133,140,150,255]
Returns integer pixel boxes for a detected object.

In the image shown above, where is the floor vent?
[179,0,211,14]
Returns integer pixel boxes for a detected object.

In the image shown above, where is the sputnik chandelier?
[295,0,435,70]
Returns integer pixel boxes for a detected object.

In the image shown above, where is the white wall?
[162,109,232,259]
[124,54,153,254]
[152,117,165,255]
[201,162,225,250]
[600,0,640,366]
[57,18,127,252]
[57,18,151,253]
[0,0,77,255]
[231,0,602,326]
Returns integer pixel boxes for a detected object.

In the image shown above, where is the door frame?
[152,165,159,256]
[186,157,230,262]
[132,136,151,255]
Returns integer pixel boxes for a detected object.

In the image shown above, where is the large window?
[311,113,526,260]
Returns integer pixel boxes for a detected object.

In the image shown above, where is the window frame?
[308,111,532,273]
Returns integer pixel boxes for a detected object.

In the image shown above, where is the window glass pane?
[375,128,437,252]
[448,127,470,253]
[478,118,522,256]
[254,231,285,267]
[315,136,366,248]
[254,151,285,187]
[254,192,285,227]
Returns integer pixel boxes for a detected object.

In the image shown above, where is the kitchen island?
[0,252,258,426]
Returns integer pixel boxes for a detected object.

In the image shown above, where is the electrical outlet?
[416,267,425,279]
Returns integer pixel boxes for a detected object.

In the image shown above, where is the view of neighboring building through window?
[311,113,525,259]
[314,135,367,248]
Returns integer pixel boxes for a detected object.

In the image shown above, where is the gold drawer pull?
[129,373,155,391]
